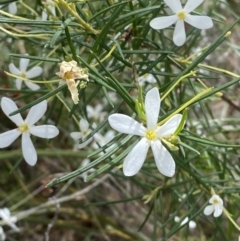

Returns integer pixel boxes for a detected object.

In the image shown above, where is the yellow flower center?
[20,72,26,78]
[64,71,74,80]
[213,199,219,205]
[177,11,186,20]
[18,123,29,133]
[146,130,157,141]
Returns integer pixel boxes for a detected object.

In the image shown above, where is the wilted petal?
[0,129,21,148]
[20,57,29,72]
[108,114,146,136]
[25,100,47,126]
[164,0,182,13]
[185,15,213,29]
[21,133,37,166]
[9,63,20,75]
[150,15,177,30]
[203,205,214,216]
[79,119,89,132]
[173,20,186,46]
[15,79,22,90]
[30,125,59,138]
[1,97,23,125]
[145,87,160,129]
[25,81,41,91]
[157,114,182,138]
[70,132,82,140]
[26,66,43,78]
[151,140,175,177]
[123,138,150,176]
[184,0,203,13]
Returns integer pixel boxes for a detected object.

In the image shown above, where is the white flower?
[108,87,182,176]
[56,60,89,104]
[80,159,95,181]
[138,73,157,86]
[0,226,6,241]
[174,216,196,229]
[9,54,42,90]
[42,0,56,20]
[87,104,106,121]
[0,208,19,232]
[150,0,213,46]
[0,97,59,166]
[70,119,93,149]
[203,194,223,217]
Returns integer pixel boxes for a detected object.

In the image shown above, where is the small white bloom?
[80,159,95,181]
[0,208,19,232]
[70,119,93,149]
[0,226,6,241]
[0,98,59,166]
[203,194,223,218]
[138,73,157,86]
[92,130,116,155]
[56,60,89,104]
[108,87,182,177]
[150,0,213,46]
[9,54,42,90]
[174,216,196,229]
[87,104,106,121]
[42,0,56,20]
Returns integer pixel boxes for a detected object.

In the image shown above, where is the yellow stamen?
[18,123,29,133]
[64,71,74,80]
[177,11,186,20]
[146,130,157,140]
[213,199,219,205]
[20,72,26,78]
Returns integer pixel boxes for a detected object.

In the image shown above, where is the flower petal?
[213,207,223,217]
[173,20,186,46]
[20,57,29,72]
[185,15,213,29]
[123,138,150,176]
[145,87,160,129]
[150,15,178,30]
[0,129,21,148]
[157,114,182,137]
[21,133,37,166]
[30,125,59,138]
[80,119,89,132]
[203,205,214,216]
[78,137,93,149]
[15,79,22,90]
[164,0,182,13]
[26,67,43,79]
[183,0,203,13]
[25,81,41,91]
[108,114,145,136]
[70,132,82,140]
[25,100,47,126]
[9,63,20,75]
[151,140,175,177]
[1,97,23,125]
[8,2,17,15]
[189,220,197,229]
